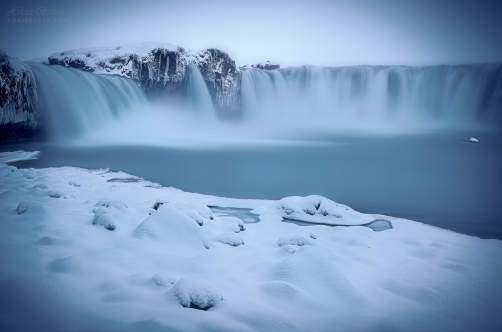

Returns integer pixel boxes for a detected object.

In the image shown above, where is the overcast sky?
[1,0,501,67]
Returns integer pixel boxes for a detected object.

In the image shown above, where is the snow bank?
[278,195,374,225]
[1,150,501,331]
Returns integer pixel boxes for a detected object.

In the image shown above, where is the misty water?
[2,62,502,239]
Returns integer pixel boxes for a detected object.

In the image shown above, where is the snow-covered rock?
[168,277,223,310]
[48,43,240,113]
[92,206,116,231]
[469,137,480,143]
[242,61,280,70]
[278,195,374,226]
[133,203,209,249]
[277,235,312,247]
[0,51,39,141]
[214,233,245,246]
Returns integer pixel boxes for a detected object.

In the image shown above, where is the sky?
[1,0,502,67]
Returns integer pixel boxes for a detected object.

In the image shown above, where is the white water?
[29,63,150,141]
[241,64,502,130]
[27,62,501,145]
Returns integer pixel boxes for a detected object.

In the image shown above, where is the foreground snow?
[0,151,501,331]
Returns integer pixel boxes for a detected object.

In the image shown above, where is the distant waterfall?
[241,63,502,128]
[29,63,149,140]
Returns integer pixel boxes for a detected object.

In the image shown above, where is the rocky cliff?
[47,43,241,113]
[0,51,39,141]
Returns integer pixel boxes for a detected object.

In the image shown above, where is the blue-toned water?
[2,62,502,239]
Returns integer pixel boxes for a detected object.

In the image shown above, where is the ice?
[469,137,480,143]
[0,150,40,163]
[168,277,223,310]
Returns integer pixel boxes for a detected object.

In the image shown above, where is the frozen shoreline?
[1,151,501,331]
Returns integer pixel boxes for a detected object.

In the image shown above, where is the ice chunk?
[214,233,244,246]
[92,207,116,231]
[168,277,223,310]
[469,137,480,143]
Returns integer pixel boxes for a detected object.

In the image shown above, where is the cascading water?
[186,64,216,119]
[241,63,502,129]
[29,63,149,141]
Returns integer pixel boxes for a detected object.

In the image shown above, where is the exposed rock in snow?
[242,61,280,70]
[469,137,480,143]
[48,43,240,113]
[278,195,374,226]
[0,51,39,141]
[214,233,245,246]
[168,277,223,310]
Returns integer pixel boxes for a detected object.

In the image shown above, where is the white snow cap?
[278,195,374,226]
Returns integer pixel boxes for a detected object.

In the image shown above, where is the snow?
[0,150,501,331]
[278,195,374,225]
[168,277,223,310]
[470,137,480,142]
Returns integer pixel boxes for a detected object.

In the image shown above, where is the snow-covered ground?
[1,151,501,331]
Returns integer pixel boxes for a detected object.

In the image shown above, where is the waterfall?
[186,64,216,119]
[29,63,150,140]
[241,63,502,128]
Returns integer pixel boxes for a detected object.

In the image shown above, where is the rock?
[249,61,280,70]
[0,50,39,142]
[48,43,240,113]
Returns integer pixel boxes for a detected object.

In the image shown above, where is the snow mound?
[151,271,176,287]
[48,189,65,199]
[95,199,128,210]
[168,277,223,310]
[68,180,81,187]
[92,207,116,231]
[269,247,363,304]
[213,216,245,233]
[278,195,373,226]
[16,201,32,215]
[133,204,209,249]
[214,233,245,246]
[277,235,312,247]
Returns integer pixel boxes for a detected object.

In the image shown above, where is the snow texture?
[168,277,223,310]
[0,150,501,332]
[278,195,374,225]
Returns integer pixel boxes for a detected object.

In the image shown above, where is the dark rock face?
[0,51,39,142]
[47,44,241,113]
